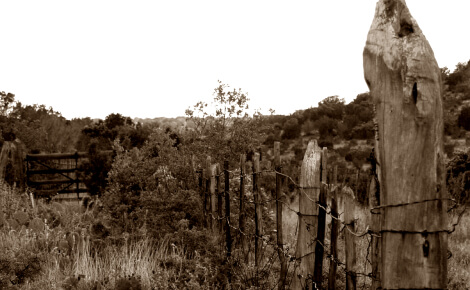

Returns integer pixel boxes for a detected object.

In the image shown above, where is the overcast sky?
[1,1,469,120]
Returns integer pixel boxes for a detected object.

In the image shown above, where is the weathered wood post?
[274,141,287,290]
[369,174,381,290]
[364,0,448,288]
[252,152,263,267]
[216,164,223,234]
[292,140,321,290]
[224,161,232,259]
[314,147,327,288]
[205,156,212,229]
[344,187,357,290]
[328,166,339,290]
[209,164,217,232]
[239,154,248,261]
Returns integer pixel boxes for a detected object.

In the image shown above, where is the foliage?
[458,106,470,130]
[185,81,268,165]
[103,129,199,236]
[447,150,470,204]
[282,117,301,139]
[317,95,345,120]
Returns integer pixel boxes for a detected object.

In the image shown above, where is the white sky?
[1,1,469,120]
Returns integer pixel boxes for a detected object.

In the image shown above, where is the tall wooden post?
[292,141,320,289]
[328,166,339,290]
[274,142,287,290]
[364,0,447,288]
[314,148,327,288]
[253,152,263,267]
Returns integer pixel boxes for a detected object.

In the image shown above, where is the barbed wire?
[199,165,468,288]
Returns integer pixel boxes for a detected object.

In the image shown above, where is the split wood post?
[224,161,232,258]
[328,166,339,290]
[252,152,263,267]
[216,164,223,234]
[239,154,248,262]
[209,164,217,233]
[274,141,287,290]
[292,140,321,289]
[344,187,357,290]
[364,1,448,288]
[314,147,327,288]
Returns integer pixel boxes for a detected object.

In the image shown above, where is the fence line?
[197,140,468,289]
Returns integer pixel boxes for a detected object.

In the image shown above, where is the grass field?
[0,183,468,289]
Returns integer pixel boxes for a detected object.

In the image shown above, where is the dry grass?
[448,209,470,290]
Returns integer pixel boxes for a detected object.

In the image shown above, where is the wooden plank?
[28,179,79,185]
[363,1,448,288]
[26,150,113,161]
[27,168,78,175]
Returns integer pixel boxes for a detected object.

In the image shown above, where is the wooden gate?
[26,152,89,200]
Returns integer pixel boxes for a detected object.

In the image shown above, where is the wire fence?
[196,146,468,289]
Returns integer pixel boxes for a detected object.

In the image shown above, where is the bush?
[458,106,470,130]
[282,117,301,139]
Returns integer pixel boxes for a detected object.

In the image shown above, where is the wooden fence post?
[293,140,321,289]
[344,187,357,290]
[239,154,248,262]
[209,164,217,233]
[274,141,287,290]
[364,1,448,288]
[224,161,232,259]
[253,152,263,267]
[369,175,381,290]
[216,164,223,234]
[205,156,212,229]
[314,147,327,288]
[328,166,339,290]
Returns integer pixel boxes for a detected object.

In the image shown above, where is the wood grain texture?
[292,140,321,290]
[363,0,447,288]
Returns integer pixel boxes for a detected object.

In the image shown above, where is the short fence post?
[224,161,232,259]
[209,164,217,232]
[216,164,223,234]
[328,166,339,290]
[239,154,248,262]
[253,152,263,267]
[344,187,357,290]
[369,175,381,290]
[274,141,287,290]
[205,156,212,229]
[314,147,328,288]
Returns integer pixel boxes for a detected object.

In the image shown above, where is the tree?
[185,81,267,164]
[282,117,301,139]
[317,96,345,120]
